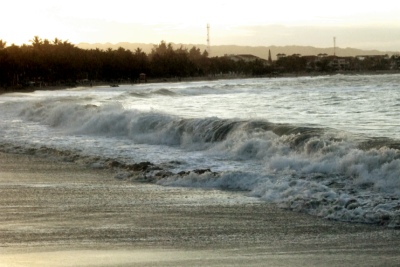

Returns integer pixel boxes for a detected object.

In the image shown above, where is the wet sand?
[1,152,400,266]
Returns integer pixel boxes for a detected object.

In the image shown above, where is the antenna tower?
[207,23,211,55]
[333,37,336,56]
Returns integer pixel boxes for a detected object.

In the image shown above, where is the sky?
[2,0,400,51]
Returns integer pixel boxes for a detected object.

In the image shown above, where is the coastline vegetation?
[0,36,399,93]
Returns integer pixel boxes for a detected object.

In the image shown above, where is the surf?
[1,74,399,227]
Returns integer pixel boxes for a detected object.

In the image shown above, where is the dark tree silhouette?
[1,36,395,92]
[0,40,6,49]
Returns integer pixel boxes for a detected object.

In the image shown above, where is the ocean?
[0,74,399,227]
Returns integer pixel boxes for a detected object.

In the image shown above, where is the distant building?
[226,54,270,65]
[226,54,260,62]
[355,55,390,61]
[329,56,352,70]
[293,55,353,72]
[391,54,400,69]
[301,56,318,71]
[317,53,328,58]
[139,73,147,83]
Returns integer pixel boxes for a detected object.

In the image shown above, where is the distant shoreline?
[1,70,399,95]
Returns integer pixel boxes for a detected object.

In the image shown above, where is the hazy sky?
[2,0,400,51]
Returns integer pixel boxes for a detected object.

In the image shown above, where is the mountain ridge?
[77,42,397,60]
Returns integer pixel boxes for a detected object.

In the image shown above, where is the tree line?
[0,37,273,89]
[275,53,400,73]
[1,37,399,91]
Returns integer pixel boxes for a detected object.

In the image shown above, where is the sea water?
[0,74,399,227]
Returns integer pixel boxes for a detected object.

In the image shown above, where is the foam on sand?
[1,152,400,267]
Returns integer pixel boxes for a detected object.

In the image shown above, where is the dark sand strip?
[1,152,400,266]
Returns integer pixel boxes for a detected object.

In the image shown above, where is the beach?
[1,151,400,267]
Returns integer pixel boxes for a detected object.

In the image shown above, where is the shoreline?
[1,150,400,266]
[1,70,399,96]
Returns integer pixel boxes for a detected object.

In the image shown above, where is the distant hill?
[77,42,397,60]
[78,42,155,54]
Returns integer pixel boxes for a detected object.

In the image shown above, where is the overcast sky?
[2,0,400,51]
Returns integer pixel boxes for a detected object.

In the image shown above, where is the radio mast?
[333,37,336,56]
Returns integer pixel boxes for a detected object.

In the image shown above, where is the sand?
[1,151,400,266]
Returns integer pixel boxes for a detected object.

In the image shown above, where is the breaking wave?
[10,95,400,227]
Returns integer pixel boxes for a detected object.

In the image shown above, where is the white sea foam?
[1,74,399,226]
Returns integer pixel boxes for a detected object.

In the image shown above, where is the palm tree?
[0,39,6,49]
[53,38,62,45]
[30,36,42,48]
[134,47,143,55]
[62,40,74,47]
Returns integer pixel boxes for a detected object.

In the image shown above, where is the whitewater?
[1,74,399,227]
